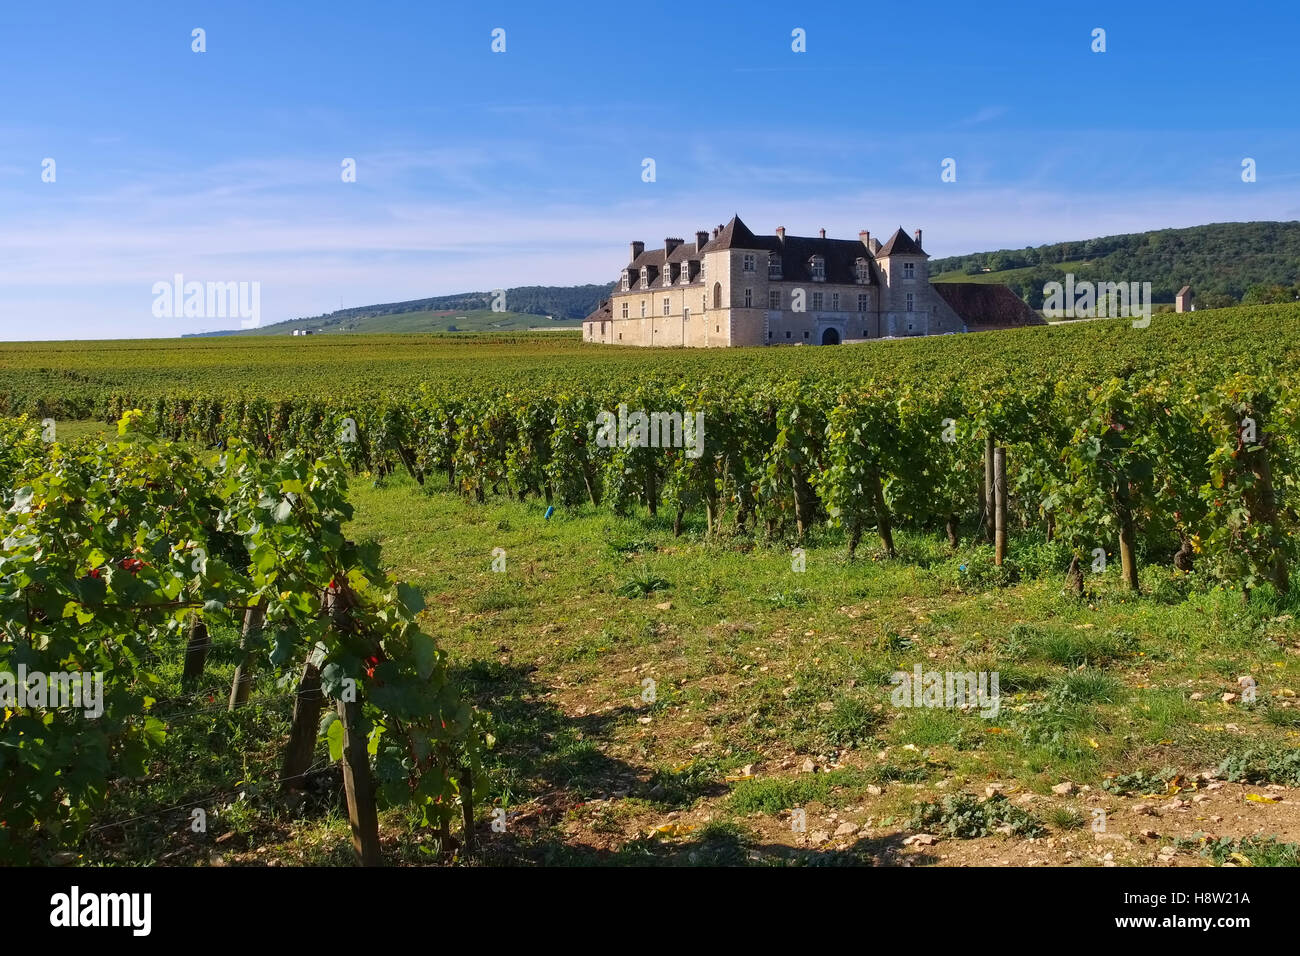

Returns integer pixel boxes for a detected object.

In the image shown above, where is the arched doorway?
[712,282,722,309]
[821,327,841,345]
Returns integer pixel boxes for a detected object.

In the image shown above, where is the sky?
[2,0,1299,340]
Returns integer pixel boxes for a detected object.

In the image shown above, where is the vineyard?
[0,414,484,864]
[37,306,1300,598]
[3,305,1300,866]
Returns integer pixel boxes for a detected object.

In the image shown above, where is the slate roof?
[619,216,881,288]
[932,283,1047,330]
[875,227,925,258]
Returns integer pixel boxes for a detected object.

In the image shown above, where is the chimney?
[775,226,785,241]
[630,241,644,262]
[913,228,922,248]
[712,227,719,239]
[696,230,709,252]
[664,237,683,256]
[818,227,826,239]
[859,230,870,247]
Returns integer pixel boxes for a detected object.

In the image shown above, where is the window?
[803,331,809,339]
[621,302,629,319]
[712,283,722,309]
[785,330,791,339]
[906,293,914,312]
[621,271,630,291]
[812,292,823,310]
[858,293,869,312]
[618,333,623,340]
[744,288,752,308]
[743,253,756,273]
[855,258,870,283]
[768,289,781,309]
[903,262,915,279]
[810,257,825,280]
[663,297,670,316]
[769,330,773,340]
[641,300,647,318]
[684,308,690,325]
[768,255,782,279]
[642,268,651,287]
[681,262,692,284]
[831,292,839,311]
[701,295,706,312]
[715,325,720,333]
[664,267,673,287]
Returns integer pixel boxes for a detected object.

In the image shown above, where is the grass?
[930,260,1091,285]
[65,465,1300,866]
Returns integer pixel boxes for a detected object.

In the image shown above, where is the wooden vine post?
[984,435,996,542]
[281,587,336,790]
[337,690,382,866]
[227,601,265,710]
[181,614,210,688]
[993,446,1008,565]
[1115,476,1140,592]
[325,579,383,866]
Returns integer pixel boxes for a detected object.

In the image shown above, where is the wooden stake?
[227,602,265,710]
[459,765,475,856]
[337,695,382,866]
[993,447,1007,565]
[984,436,996,542]
[1116,477,1140,592]
[181,614,209,688]
[281,656,323,791]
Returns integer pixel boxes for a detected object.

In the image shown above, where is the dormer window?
[743,253,756,273]
[642,267,651,287]
[855,258,870,284]
[621,271,630,291]
[768,255,783,280]
[664,266,674,287]
[809,256,826,281]
[681,261,693,284]
[903,262,915,279]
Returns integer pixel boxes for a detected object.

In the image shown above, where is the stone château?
[582,215,1042,347]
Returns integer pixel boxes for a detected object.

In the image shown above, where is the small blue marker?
[544,506,555,520]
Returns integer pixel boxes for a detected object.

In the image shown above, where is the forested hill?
[190,284,613,336]
[929,221,1300,309]
[189,222,1300,337]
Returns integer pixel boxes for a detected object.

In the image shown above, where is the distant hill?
[930,221,1300,309]
[185,223,1300,338]
[240,308,584,337]
[185,284,611,337]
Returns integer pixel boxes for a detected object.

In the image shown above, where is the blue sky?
[2,0,1299,340]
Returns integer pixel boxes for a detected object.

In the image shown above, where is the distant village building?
[1175,286,1193,313]
[582,216,1043,347]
